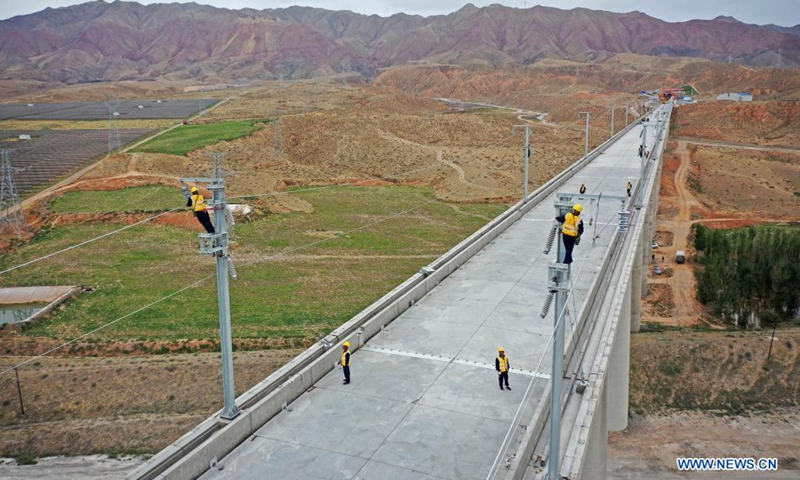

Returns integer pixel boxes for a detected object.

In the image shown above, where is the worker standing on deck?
[579,183,586,194]
[187,186,215,234]
[496,347,511,391]
[627,181,632,197]
[339,342,351,385]
[556,204,583,264]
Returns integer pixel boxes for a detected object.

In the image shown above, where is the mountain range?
[0,1,798,84]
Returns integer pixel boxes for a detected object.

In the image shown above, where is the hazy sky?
[2,0,799,26]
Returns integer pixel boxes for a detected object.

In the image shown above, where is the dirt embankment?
[610,328,800,478]
[630,329,800,414]
[0,349,302,457]
[674,100,800,149]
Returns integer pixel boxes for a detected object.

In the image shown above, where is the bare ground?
[0,349,302,457]
[609,409,800,479]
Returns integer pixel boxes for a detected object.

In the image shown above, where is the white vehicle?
[676,250,686,264]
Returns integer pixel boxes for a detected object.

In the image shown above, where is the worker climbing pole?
[183,185,215,233]
[180,153,240,420]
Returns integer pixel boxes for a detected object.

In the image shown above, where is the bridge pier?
[607,276,631,431]
[582,381,608,480]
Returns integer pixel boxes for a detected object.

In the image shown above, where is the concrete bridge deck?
[190,110,665,480]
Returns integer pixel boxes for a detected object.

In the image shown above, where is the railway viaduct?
[131,101,673,480]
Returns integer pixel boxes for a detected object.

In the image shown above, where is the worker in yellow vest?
[339,341,351,385]
[627,181,632,197]
[187,186,215,234]
[556,204,584,264]
[496,347,511,390]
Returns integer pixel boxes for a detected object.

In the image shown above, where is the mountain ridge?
[1,1,798,84]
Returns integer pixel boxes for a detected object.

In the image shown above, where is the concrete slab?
[369,316,480,358]
[419,363,545,422]
[254,387,412,458]
[370,405,512,480]
[483,301,553,336]
[315,350,448,403]
[0,286,74,305]
[199,437,366,480]
[456,327,552,373]
[399,296,500,326]
[354,460,443,480]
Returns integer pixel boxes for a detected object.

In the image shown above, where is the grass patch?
[52,185,181,214]
[1,186,507,341]
[14,454,37,465]
[130,120,266,156]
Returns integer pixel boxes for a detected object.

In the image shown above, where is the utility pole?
[539,192,629,480]
[610,105,616,139]
[274,114,284,159]
[180,153,240,420]
[540,195,574,480]
[640,121,649,188]
[625,102,629,127]
[513,125,532,202]
[105,95,122,155]
[579,112,590,158]
[0,150,25,239]
[14,367,24,415]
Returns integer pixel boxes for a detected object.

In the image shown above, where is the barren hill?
[1,1,798,83]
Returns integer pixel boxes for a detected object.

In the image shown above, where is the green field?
[130,120,266,156]
[53,185,182,214]
[0,186,506,342]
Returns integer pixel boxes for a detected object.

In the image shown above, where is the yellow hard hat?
[573,204,583,213]
[190,186,199,193]
[343,341,350,347]
[498,346,505,352]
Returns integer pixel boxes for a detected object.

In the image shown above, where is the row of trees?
[694,225,800,329]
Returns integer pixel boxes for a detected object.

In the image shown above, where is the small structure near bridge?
[717,92,753,102]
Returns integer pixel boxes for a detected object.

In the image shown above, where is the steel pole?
[524,126,530,202]
[549,232,567,480]
[213,179,239,420]
[625,103,629,126]
[584,114,589,158]
[610,106,615,139]
[640,124,648,183]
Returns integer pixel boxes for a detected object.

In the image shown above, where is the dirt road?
[376,129,497,197]
[675,136,800,154]
[647,141,704,326]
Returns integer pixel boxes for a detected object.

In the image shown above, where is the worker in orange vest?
[339,342,351,385]
[187,186,215,234]
[496,347,511,390]
[556,204,583,264]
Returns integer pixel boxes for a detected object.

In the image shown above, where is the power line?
[0,162,451,277]
[0,208,181,276]
[0,167,497,375]
[105,95,122,155]
[0,149,26,239]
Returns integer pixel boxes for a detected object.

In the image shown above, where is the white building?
[717,92,753,102]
